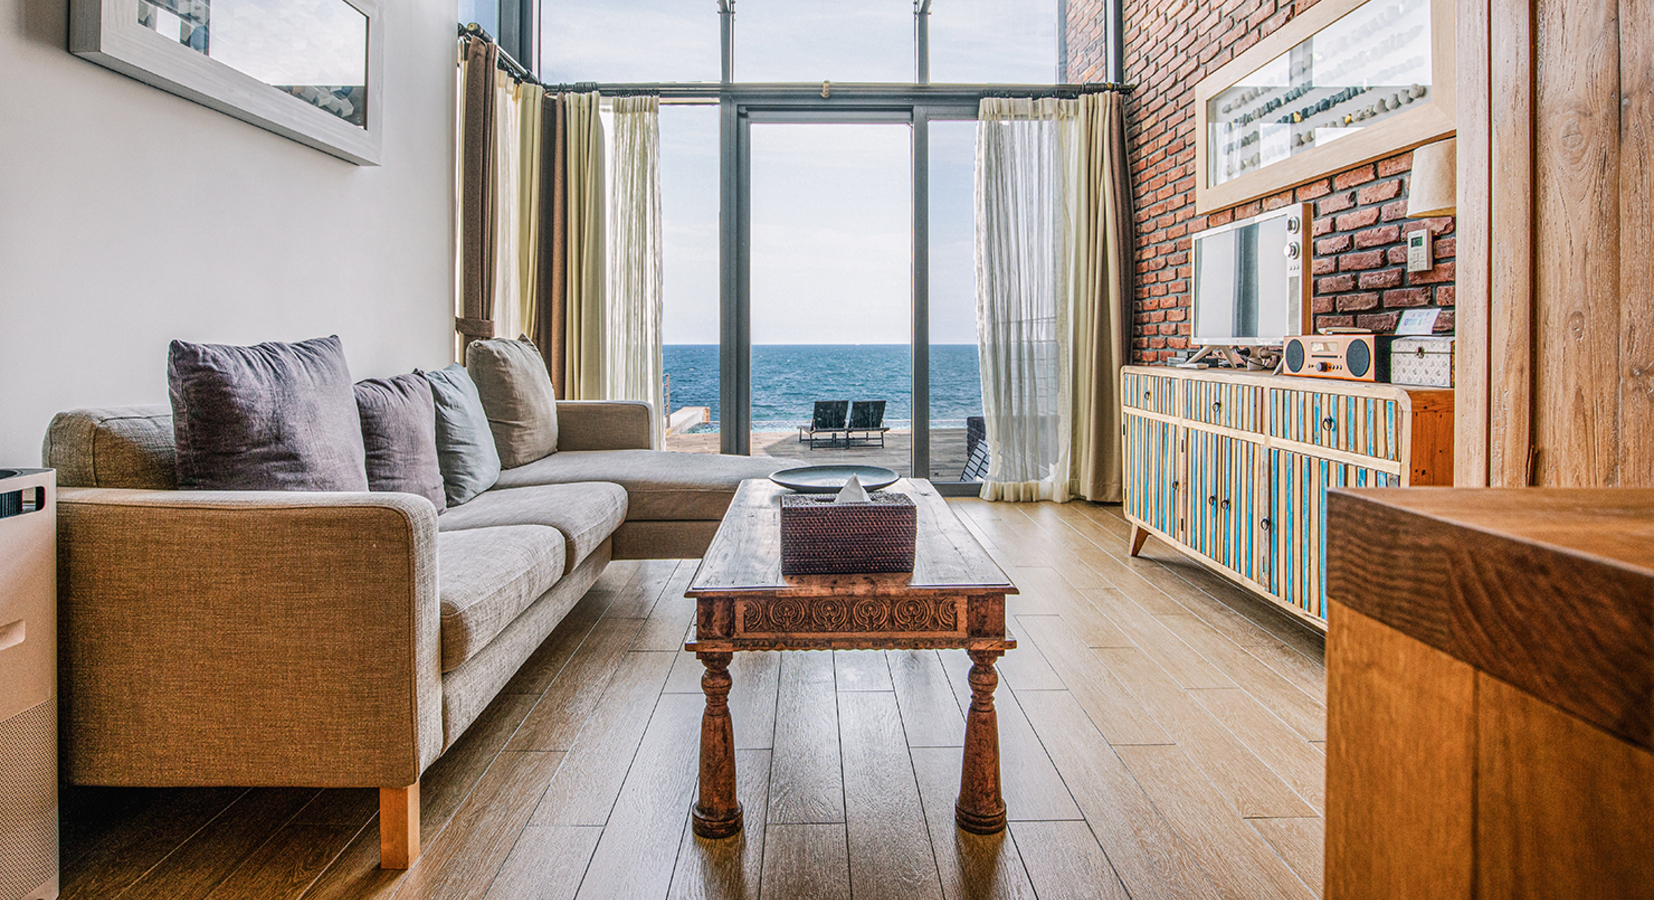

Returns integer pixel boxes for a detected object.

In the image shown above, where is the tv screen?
[1191,203,1309,346]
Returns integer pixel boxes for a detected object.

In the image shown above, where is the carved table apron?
[684,478,1017,839]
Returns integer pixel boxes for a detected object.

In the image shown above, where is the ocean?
[664,344,983,431]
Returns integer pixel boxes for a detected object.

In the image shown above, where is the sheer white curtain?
[488,71,527,342]
[975,97,1073,502]
[604,96,665,448]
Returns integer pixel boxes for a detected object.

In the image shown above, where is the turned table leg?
[956,649,1008,834]
[693,651,743,838]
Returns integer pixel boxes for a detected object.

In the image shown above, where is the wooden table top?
[1326,486,1654,752]
[688,478,1015,598]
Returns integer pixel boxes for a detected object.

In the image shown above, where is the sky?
[537,0,1061,345]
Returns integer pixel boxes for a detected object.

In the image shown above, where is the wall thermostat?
[1406,229,1433,272]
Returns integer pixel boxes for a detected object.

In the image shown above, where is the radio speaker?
[1281,335,1396,382]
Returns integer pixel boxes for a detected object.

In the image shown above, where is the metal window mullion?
[719,98,751,455]
[912,107,931,480]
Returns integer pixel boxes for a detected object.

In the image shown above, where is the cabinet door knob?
[1261,517,1271,531]
[1322,416,1337,431]
[1209,495,1219,506]
[1145,389,1153,398]
[1213,399,1222,409]
[1221,499,1231,511]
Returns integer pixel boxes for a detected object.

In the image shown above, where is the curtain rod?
[544,81,1135,99]
[459,23,539,86]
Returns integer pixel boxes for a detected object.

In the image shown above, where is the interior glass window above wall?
[927,0,1058,84]
[540,0,720,83]
[457,0,499,35]
[734,0,913,83]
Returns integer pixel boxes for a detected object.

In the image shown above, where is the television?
[1190,202,1312,347]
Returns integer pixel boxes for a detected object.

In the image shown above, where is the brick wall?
[1064,0,1457,362]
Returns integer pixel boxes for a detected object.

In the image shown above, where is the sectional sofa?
[45,396,785,868]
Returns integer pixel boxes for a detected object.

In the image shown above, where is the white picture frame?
[70,0,384,166]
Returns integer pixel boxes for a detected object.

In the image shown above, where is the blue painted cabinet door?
[1268,449,1397,619]
[1186,427,1262,583]
[1123,412,1182,540]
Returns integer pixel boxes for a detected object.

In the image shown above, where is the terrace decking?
[57,501,1328,900]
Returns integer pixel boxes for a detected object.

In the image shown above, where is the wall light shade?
[1407,138,1457,217]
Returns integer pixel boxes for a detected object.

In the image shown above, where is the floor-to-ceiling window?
[527,0,1110,492]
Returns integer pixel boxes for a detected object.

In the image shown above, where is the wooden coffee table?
[684,477,1017,839]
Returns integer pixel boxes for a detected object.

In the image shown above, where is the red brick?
[1435,236,1456,259]
[1334,165,1377,190]
[1354,225,1401,249]
[1387,246,1410,265]
[1296,179,1333,201]
[1359,268,1404,290]
[1357,179,1403,205]
[1380,199,1410,221]
[1436,285,1456,306]
[1356,312,1401,331]
[1383,287,1431,307]
[1340,249,1385,271]
[1335,208,1381,231]
[1337,292,1381,312]
[1207,209,1235,227]
[1410,260,1456,284]
[1312,296,1336,313]
[1318,274,1356,293]
[1312,257,1336,275]
[1313,216,1335,237]
[1317,234,1353,254]
[1319,314,1356,328]
[1318,192,1357,216]
[1435,310,1456,331]
[1377,152,1414,176]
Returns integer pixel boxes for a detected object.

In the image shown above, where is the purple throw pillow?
[168,335,368,491]
[355,374,446,512]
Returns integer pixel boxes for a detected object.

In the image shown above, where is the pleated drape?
[1066,92,1133,502]
[456,38,499,352]
[974,93,1134,503]
[561,91,607,401]
[488,70,524,341]
[605,96,665,448]
[534,94,569,393]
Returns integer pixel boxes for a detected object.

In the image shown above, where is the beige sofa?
[45,400,784,867]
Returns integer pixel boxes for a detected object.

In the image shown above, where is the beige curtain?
[488,70,524,341]
[1065,92,1133,502]
[605,96,664,448]
[513,82,545,341]
[561,91,607,400]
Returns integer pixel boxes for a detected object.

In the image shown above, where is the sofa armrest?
[556,400,653,450]
[56,487,443,789]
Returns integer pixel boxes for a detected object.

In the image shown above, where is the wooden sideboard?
[1324,488,1654,899]
[1120,366,1453,626]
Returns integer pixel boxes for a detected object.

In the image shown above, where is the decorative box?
[779,492,916,576]
[1389,336,1455,387]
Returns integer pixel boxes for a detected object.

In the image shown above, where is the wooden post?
[380,781,420,869]
[955,649,1008,834]
[692,651,743,838]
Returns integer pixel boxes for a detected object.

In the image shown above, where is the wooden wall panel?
[1455,0,1492,487]
[1531,0,1622,487]
[1325,604,1475,900]
[1622,0,1654,486]
[1475,674,1654,899]
[1487,0,1535,487]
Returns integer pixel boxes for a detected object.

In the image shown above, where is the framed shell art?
[1193,0,1456,213]
[70,0,384,165]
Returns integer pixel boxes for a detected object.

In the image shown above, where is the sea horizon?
[663,343,983,431]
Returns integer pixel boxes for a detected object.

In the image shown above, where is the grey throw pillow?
[465,337,559,468]
[355,374,446,513]
[168,335,368,491]
[422,364,501,506]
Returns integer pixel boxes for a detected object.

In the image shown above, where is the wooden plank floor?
[59,500,1327,900]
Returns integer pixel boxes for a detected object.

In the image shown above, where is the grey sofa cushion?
[354,374,446,513]
[436,525,566,672]
[491,449,790,520]
[437,482,626,572]
[168,335,368,491]
[44,405,178,489]
[423,364,501,507]
[465,337,559,468]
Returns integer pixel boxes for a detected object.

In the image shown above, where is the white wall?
[0,0,457,465]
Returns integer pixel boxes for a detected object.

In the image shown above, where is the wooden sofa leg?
[380,782,420,869]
